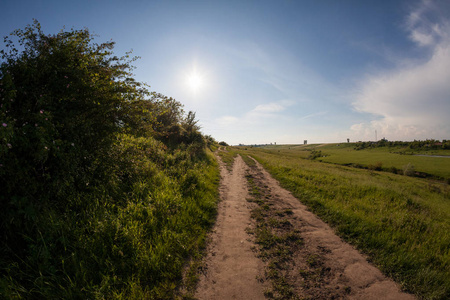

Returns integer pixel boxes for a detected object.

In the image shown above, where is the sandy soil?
[195,155,266,299]
[195,154,416,299]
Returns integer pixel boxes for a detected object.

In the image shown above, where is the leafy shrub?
[0,21,218,298]
[307,150,323,160]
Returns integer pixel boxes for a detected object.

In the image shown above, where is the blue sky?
[2,0,449,144]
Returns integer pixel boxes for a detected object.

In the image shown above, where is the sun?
[187,71,204,92]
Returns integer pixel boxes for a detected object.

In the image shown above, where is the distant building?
[304,140,307,145]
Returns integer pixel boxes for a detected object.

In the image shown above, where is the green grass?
[1,141,220,299]
[239,143,450,180]
[216,146,239,170]
[317,144,450,179]
[236,147,450,300]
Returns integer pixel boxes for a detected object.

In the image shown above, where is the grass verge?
[1,144,220,299]
[216,146,238,170]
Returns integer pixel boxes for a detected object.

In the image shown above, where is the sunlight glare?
[187,71,204,93]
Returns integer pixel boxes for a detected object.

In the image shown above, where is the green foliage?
[1,20,144,208]
[0,21,219,298]
[204,135,218,151]
[216,147,238,170]
[354,139,450,151]
[307,149,324,160]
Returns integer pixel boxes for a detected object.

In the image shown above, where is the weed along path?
[195,153,416,299]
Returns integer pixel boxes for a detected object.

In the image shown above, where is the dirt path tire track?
[195,155,266,299]
[195,153,416,299]
[247,156,415,300]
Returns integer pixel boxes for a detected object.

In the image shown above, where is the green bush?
[1,21,219,298]
[307,150,323,160]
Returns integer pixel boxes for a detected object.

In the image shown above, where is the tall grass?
[1,136,220,299]
[237,147,450,300]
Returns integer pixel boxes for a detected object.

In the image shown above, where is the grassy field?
[252,143,450,180]
[235,146,450,300]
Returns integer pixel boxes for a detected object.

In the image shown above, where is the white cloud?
[407,1,450,47]
[299,111,328,121]
[410,30,435,46]
[216,115,239,126]
[253,103,285,113]
[215,100,294,126]
[211,100,300,144]
[351,0,450,141]
[246,100,297,121]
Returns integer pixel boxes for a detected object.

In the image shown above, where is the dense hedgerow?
[0,21,219,298]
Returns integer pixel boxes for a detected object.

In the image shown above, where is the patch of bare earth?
[195,154,416,299]
[195,155,266,299]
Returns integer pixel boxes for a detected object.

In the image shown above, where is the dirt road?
[195,154,415,299]
[195,154,266,299]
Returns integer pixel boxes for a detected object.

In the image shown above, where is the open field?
[234,146,450,299]
[249,143,450,180]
